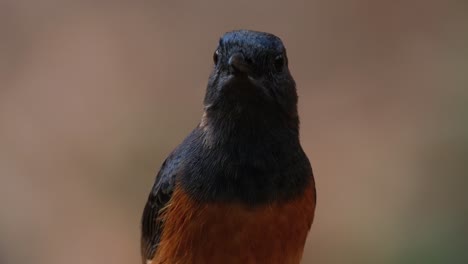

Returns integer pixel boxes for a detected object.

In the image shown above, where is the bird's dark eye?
[274,55,285,72]
[213,49,219,65]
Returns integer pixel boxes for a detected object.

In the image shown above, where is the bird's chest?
[153,183,315,264]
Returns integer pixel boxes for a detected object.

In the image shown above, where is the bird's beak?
[228,53,252,75]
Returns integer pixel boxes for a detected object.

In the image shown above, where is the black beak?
[228,53,252,75]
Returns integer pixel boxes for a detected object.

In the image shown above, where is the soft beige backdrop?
[1,1,467,263]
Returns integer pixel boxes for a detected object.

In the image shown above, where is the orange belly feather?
[151,182,315,264]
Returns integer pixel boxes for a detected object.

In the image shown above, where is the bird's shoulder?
[141,129,200,262]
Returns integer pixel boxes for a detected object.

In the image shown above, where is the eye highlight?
[274,54,285,72]
[213,49,219,65]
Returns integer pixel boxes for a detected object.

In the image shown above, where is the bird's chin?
[216,76,270,105]
[220,74,256,92]
[224,73,259,87]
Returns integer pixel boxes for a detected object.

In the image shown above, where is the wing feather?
[141,151,182,261]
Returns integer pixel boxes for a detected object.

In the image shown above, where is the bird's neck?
[181,109,309,205]
[200,108,299,149]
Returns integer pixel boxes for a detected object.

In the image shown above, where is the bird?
[141,29,316,264]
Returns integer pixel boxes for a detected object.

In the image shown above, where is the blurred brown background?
[0,1,467,263]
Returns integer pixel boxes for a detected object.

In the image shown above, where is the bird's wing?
[141,150,182,261]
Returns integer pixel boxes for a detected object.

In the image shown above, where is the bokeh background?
[1,1,467,263]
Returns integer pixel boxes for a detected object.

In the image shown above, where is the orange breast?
[151,181,315,264]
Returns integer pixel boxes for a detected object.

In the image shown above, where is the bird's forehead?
[220,30,284,53]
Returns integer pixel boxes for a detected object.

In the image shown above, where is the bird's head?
[203,30,298,126]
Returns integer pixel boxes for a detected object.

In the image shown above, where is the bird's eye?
[213,49,219,65]
[274,55,285,72]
